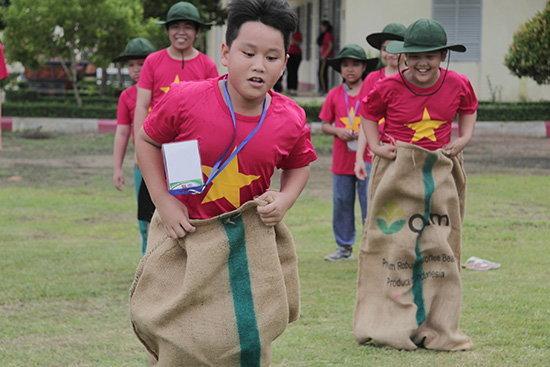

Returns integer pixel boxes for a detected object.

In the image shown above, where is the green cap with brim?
[386,18,466,54]
[153,1,211,27]
[327,44,379,73]
[366,23,406,50]
[112,38,155,63]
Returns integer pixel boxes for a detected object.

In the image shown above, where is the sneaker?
[324,246,353,261]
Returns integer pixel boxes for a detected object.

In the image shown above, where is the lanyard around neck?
[344,84,359,130]
[179,76,268,195]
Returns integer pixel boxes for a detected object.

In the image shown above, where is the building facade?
[207,0,550,102]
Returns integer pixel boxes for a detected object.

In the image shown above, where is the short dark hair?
[225,0,297,53]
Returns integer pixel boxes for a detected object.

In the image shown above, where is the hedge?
[3,97,550,122]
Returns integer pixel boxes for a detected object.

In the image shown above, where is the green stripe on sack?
[412,153,438,326]
[222,214,261,367]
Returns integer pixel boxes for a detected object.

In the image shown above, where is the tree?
[3,0,143,105]
[504,1,550,85]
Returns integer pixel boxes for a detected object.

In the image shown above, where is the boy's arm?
[442,111,477,156]
[321,120,355,141]
[362,116,396,160]
[0,88,2,153]
[256,165,310,226]
[354,129,368,180]
[112,125,131,191]
[133,87,152,161]
[135,127,196,239]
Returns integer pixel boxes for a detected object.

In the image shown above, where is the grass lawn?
[1,132,549,366]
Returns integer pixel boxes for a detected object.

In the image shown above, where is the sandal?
[462,256,501,271]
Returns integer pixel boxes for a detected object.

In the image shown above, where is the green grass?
[1,132,549,366]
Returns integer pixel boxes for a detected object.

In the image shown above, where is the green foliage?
[3,101,117,118]
[2,0,144,105]
[504,1,550,85]
[476,101,550,121]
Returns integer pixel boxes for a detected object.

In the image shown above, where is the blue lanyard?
[179,76,267,194]
[344,84,359,131]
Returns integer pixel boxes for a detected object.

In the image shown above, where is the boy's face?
[127,59,145,83]
[221,21,288,109]
[167,20,198,52]
[340,58,366,85]
[405,50,447,88]
[381,40,401,68]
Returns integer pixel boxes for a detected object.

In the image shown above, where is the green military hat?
[112,38,155,63]
[366,23,406,50]
[386,18,466,54]
[327,44,379,73]
[153,2,211,27]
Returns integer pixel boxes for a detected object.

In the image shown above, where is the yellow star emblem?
[201,152,260,208]
[339,106,361,131]
[160,75,181,94]
[406,108,446,142]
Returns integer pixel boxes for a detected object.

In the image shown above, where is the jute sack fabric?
[353,141,473,351]
[130,200,300,366]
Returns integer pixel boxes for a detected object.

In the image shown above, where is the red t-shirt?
[143,76,317,219]
[321,32,334,58]
[360,68,385,97]
[138,49,218,109]
[361,68,478,151]
[289,32,303,55]
[319,84,371,174]
[116,85,137,142]
[0,43,9,80]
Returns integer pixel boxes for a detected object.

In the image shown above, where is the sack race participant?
[130,200,299,366]
[354,18,477,351]
[132,0,316,364]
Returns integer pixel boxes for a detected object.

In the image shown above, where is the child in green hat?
[112,37,156,255]
[133,1,218,143]
[355,22,406,180]
[354,19,477,351]
[319,44,378,261]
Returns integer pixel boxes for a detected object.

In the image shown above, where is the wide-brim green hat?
[386,18,466,54]
[112,38,155,63]
[366,23,406,50]
[153,1,211,27]
[327,44,379,73]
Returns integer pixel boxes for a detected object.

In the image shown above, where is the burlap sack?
[353,141,473,351]
[130,200,300,366]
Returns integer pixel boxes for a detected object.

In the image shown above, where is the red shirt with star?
[143,76,317,220]
[361,68,478,151]
[320,84,371,173]
[0,43,9,80]
[138,49,218,110]
[116,84,137,142]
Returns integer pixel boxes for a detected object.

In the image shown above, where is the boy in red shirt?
[0,42,9,153]
[112,38,155,255]
[355,18,477,351]
[319,44,378,261]
[355,23,406,179]
[133,1,316,363]
[133,2,218,140]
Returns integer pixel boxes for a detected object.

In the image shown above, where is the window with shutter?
[432,0,483,62]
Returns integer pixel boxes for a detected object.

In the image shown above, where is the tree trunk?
[60,56,82,107]
[100,69,107,97]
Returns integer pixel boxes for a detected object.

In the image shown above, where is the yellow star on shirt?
[201,153,260,208]
[339,106,361,131]
[406,108,446,142]
[160,75,181,94]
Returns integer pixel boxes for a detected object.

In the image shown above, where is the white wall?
[209,0,550,101]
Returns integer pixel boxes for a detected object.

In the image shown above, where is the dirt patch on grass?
[1,133,549,188]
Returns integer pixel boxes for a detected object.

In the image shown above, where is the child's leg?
[332,174,357,246]
[133,166,149,255]
[357,162,372,230]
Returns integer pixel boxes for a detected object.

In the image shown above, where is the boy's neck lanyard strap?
[344,84,359,130]
[178,76,267,195]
